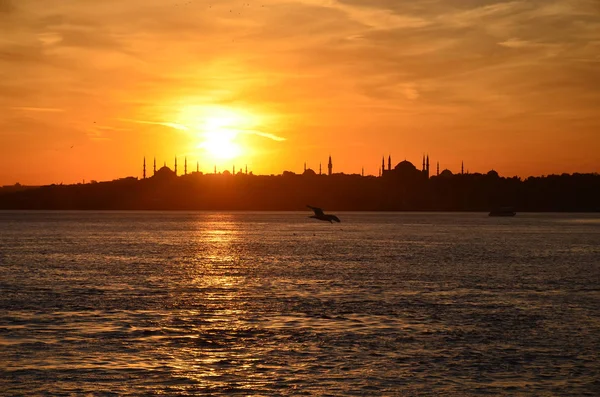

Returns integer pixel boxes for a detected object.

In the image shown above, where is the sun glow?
[176,105,259,161]
[201,128,241,160]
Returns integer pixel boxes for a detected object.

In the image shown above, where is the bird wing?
[307,205,324,216]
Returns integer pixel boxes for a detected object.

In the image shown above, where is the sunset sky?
[1,0,599,185]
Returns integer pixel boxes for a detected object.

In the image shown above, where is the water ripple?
[1,211,599,395]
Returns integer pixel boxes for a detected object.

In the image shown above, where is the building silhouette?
[2,153,599,212]
[143,153,470,181]
[382,154,430,180]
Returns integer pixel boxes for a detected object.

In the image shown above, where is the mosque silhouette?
[141,154,469,179]
[1,154,598,211]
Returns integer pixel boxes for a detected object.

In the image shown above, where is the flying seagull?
[307,205,340,223]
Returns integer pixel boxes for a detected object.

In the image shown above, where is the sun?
[201,128,241,160]
[176,105,257,161]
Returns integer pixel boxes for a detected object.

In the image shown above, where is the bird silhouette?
[307,205,340,223]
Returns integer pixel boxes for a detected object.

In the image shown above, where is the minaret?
[304,162,306,173]
[196,161,199,173]
[381,157,385,176]
[214,165,217,174]
[245,165,248,174]
[361,167,364,177]
[153,157,156,175]
[319,162,322,175]
[426,154,430,178]
[437,161,440,176]
[174,157,178,175]
[143,157,146,179]
[422,154,425,172]
[233,165,235,174]
[184,157,187,175]
[328,155,332,176]
[461,161,464,175]
[388,155,391,171]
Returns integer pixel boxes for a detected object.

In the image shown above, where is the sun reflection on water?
[4,212,598,395]
[156,213,257,388]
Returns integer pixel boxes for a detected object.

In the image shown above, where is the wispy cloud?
[10,106,65,112]
[1,0,599,182]
[239,128,286,141]
[440,1,525,27]
[498,38,540,49]
[119,118,189,131]
[93,124,130,132]
[86,129,110,142]
[298,0,430,30]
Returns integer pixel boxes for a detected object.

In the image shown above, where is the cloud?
[10,106,64,112]
[239,128,286,141]
[1,0,599,181]
[498,38,540,48]
[299,0,431,30]
[440,1,525,27]
[119,119,189,131]
[0,0,13,14]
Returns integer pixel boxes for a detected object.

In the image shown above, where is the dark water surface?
[1,211,599,396]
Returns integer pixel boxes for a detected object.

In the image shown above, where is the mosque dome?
[153,166,176,179]
[439,169,454,177]
[394,160,417,172]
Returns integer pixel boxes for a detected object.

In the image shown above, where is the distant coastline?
[1,169,598,212]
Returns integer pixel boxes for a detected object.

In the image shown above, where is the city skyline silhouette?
[1,155,598,211]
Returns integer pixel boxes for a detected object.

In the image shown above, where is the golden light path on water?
[1,212,599,395]
[164,214,254,389]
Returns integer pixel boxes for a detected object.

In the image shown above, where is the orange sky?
[1,0,599,185]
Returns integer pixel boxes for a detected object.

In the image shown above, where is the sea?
[0,211,599,396]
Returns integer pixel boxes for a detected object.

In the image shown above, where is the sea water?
[1,211,599,395]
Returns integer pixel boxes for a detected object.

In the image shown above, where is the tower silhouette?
[426,154,430,178]
[304,162,306,172]
[153,157,156,175]
[143,157,146,179]
[319,162,322,175]
[381,156,385,176]
[461,161,464,175]
[196,161,199,173]
[174,157,178,175]
[328,155,332,176]
[184,157,187,175]
[388,155,391,171]
[437,161,440,176]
